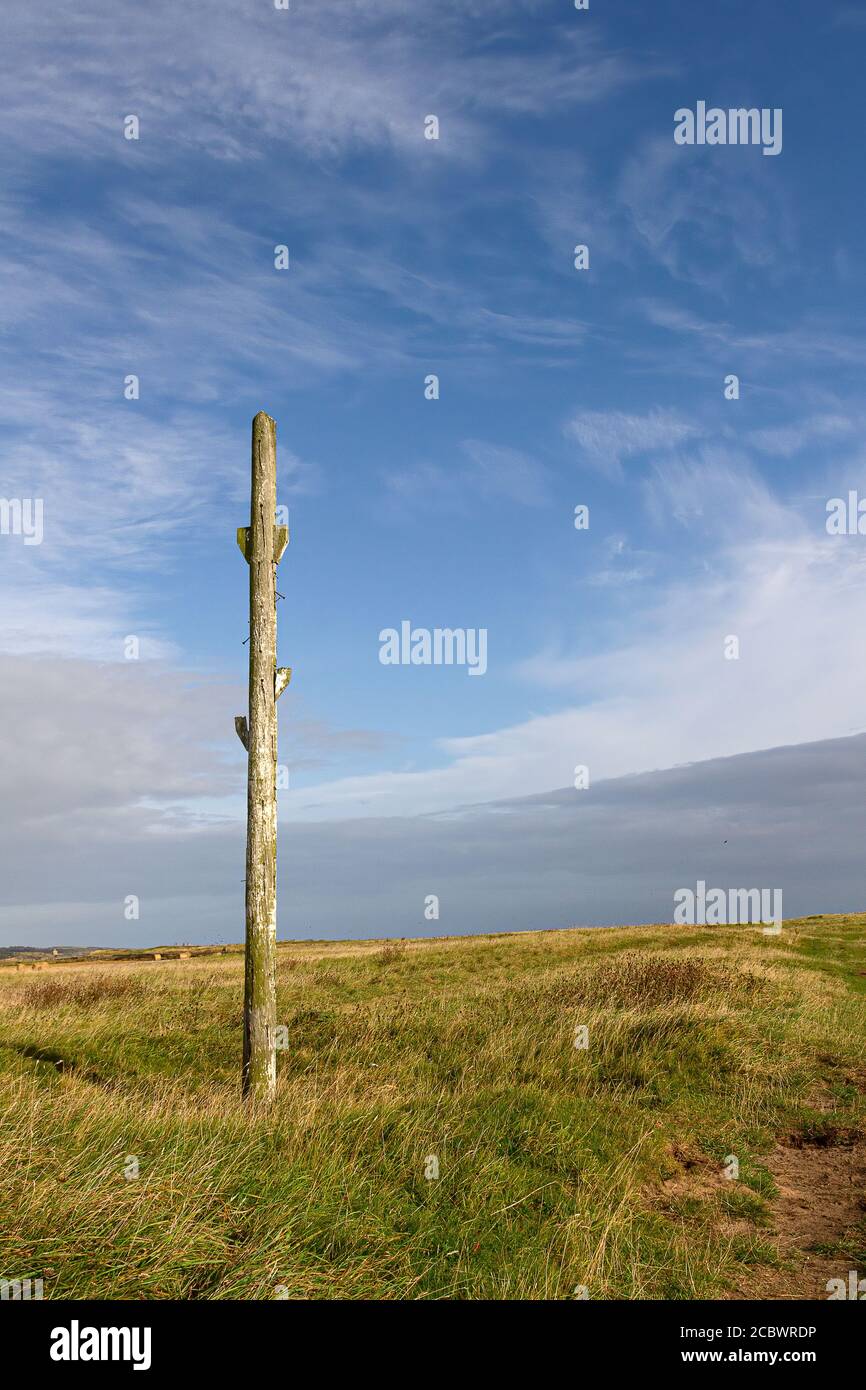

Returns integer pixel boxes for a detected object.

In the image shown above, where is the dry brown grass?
[515,951,764,1010]
[0,916,862,1299]
[374,939,408,965]
[14,973,146,1010]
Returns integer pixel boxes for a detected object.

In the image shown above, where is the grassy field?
[1,915,864,1300]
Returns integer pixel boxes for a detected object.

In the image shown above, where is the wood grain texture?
[241,411,280,1103]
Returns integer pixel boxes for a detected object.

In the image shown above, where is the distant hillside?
[0,945,88,960]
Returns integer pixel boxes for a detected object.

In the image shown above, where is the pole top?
[253,410,276,428]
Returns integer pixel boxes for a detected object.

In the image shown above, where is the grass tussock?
[516,951,764,1010]
[13,972,146,1010]
[374,939,408,965]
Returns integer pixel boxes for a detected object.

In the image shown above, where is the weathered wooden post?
[235,411,291,1103]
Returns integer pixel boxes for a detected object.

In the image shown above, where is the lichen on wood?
[236,411,289,1104]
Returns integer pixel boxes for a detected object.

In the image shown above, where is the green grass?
[1,915,864,1299]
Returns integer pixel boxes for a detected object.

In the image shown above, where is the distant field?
[1,917,864,1300]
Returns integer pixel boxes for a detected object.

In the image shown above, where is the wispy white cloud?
[0,584,173,663]
[564,407,699,480]
[0,2,645,168]
[383,439,551,513]
[641,445,795,533]
[747,413,856,459]
[640,298,866,368]
[585,534,656,588]
[281,456,866,821]
[619,134,797,289]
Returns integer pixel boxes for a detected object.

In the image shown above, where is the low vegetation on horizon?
[1,916,864,1299]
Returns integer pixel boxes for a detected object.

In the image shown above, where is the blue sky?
[2,0,866,944]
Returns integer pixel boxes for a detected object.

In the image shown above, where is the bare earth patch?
[725,1135,866,1300]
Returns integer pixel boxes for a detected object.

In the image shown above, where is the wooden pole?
[235,411,291,1103]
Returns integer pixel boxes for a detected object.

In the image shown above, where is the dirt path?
[725,1134,866,1300]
